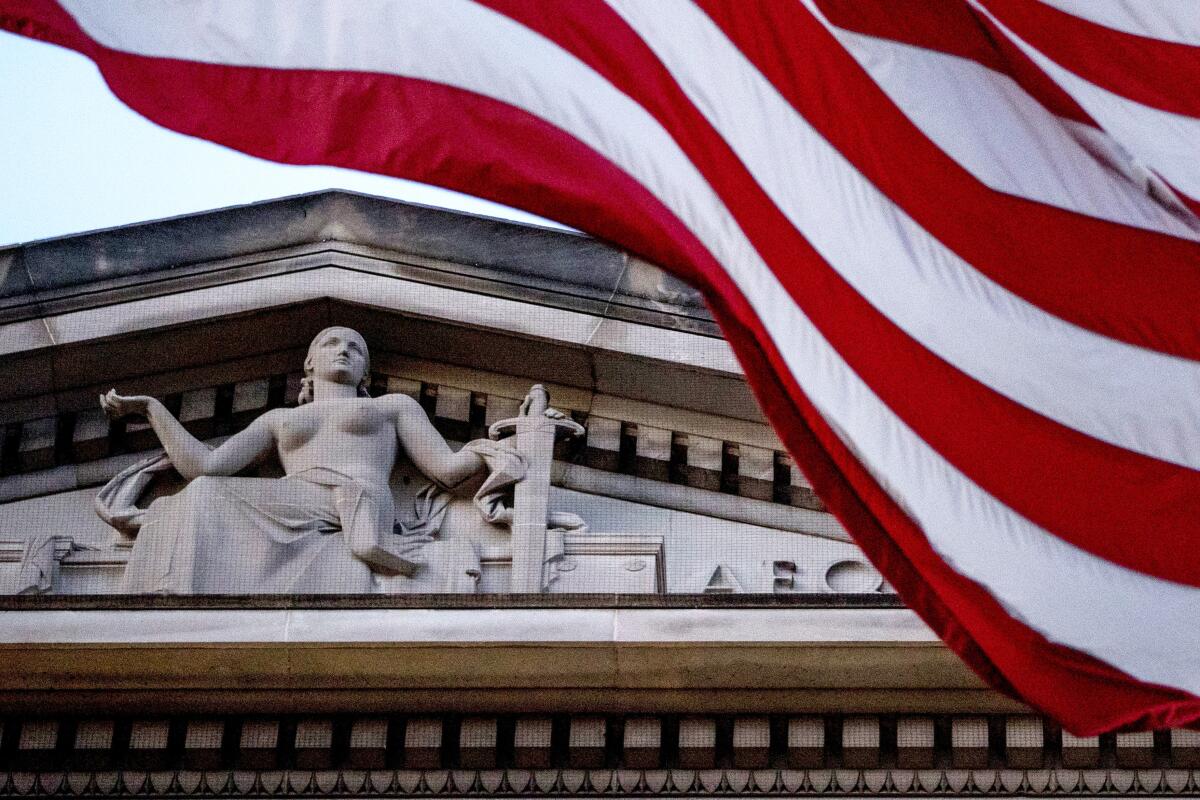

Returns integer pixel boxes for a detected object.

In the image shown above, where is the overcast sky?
[0,31,560,248]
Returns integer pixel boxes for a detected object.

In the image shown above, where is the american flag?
[3,0,1199,734]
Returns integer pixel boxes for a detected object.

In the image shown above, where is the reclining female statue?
[98,326,526,594]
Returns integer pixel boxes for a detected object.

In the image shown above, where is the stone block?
[787,717,824,768]
[568,717,606,768]
[622,717,660,769]
[896,717,935,768]
[951,717,989,768]
[736,444,774,500]
[634,424,670,480]
[178,387,217,439]
[238,720,279,769]
[1115,731,1154,768]
[585,416,621,472]
[458,718,497,769]
[293,719,333,769]
[435,386,471,422]
[737,445,774,481]
[71,720,114,770]
[677,717,715,769]
[71,407,110,461]
[1005,716,1042,769]
[18,720,59,770]
[182,720,224,769]
[18,417,56,471]
[1172,729,1200,768]
[232,379,269,413]
[179,387,217,422]
[127,720,171,770]
[686,435,723,471]
[386,376,423,402]
[841,716,880,768]
[636,424,671,461]
[404,718,442,769]
[347,719,389,769]
[483,395,521,428]
[1060,731,1099,768]
[731,717,770,768]
[513,717,553,769]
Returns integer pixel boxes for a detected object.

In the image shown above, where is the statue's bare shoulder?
[374,392,425,419]
[253,406,292,434]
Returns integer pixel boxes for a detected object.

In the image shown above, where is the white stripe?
[1037,0,1200,46]
[1060,118,1196,219]
[827,27,1199,237]
[971,0,1200,201]
[609,0,1200,473]
[61,0,1200,692]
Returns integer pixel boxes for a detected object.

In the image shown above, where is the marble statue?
[95,326,550,594]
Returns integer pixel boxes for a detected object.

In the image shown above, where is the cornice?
[0,191,709,331]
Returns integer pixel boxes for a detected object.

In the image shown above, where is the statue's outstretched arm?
[100,389,275,480]
[391,394,485,490]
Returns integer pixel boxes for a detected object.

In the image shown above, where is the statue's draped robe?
[114,440,524,594]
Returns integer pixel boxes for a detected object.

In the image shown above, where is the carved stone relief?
[77,327,615,595]
[0,328,892,597]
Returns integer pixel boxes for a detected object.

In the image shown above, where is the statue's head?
[298,326,372,405]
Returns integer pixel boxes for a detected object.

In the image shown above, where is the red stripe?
[980,0,1200,118]
[813,0,1095,125]
[470,1,1200,585]
[0,0,93,53]
[692,0,1200,362]
[6,0,1200,733]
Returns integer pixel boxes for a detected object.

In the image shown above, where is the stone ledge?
[0,594,904,611]
[0,607,933,645]
[0,191,701,314]
[15,712,1171,773]
[1,766,1198,794]
[0,688,1018,717]
[0,607,1008,713]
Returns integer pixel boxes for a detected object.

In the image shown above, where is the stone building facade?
[0,192,1195,796]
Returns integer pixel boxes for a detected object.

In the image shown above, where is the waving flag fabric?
[3,0,1199,734]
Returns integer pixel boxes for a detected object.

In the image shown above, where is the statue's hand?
[544,408,567,421]
[99,389,154,420]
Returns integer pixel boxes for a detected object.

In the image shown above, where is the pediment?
[0,196,882,601]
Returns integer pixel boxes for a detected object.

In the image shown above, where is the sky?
[0,31,561,248]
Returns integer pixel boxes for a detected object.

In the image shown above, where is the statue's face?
[308,327,369,387]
